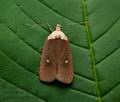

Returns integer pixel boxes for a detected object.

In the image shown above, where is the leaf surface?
[0,0,120,102]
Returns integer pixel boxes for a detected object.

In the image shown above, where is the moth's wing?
[56,41,73,84]
[39,40,56,82]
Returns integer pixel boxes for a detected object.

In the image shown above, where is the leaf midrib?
[81,0,102,102]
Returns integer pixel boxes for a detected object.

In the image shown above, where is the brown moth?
[39,24,73,84]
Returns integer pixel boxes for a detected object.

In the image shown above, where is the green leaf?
[0,0,120,102]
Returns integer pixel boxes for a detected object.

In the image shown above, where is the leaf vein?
[102,82,120,97]
[0,77,46,102]
[4,23,40,54]
[74,72,94,82]
[81,0,102,101]
[70,87,97,99]
[37,0,81,24]
[93,15,120,43]
[96,47,119,64]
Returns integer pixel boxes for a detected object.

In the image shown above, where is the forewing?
[56,41,73,84]
[39,40,56,82]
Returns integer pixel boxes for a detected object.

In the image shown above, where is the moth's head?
[55,24,61,31]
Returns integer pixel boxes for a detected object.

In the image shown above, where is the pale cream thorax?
[47,24,68,40]
[48,31,67,40]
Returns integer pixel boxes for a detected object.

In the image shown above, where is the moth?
[39,24,73,84]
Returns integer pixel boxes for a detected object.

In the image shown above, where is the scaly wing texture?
[56,40,73,84]
[0,0,120,102]
[39,40,56,82]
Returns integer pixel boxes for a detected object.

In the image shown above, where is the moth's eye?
[46,59,50,63]
[65,60,69,64]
